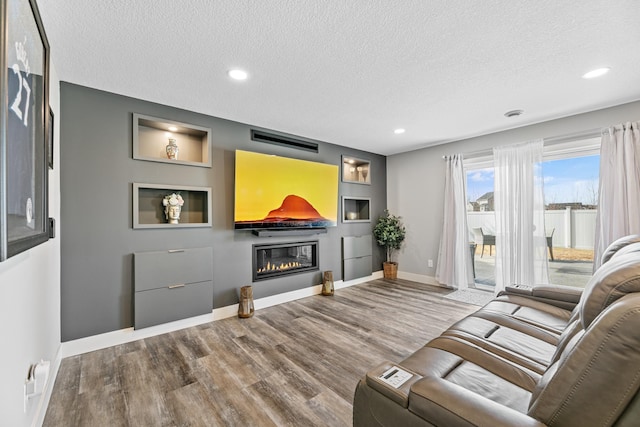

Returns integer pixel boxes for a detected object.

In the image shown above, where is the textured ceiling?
[36,0,640,155]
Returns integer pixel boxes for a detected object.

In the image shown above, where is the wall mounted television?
[234,150,339,230]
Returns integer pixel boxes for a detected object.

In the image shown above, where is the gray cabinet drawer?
[343,235,372,259]
[134,247,213,291]
[344,256,373,281]
[135,280,213,329]
[343,235,373,281]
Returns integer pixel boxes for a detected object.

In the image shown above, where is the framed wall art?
[48,107,53,169]
[0,0,50,261]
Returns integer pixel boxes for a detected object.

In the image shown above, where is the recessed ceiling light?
[582,67,611,79]
[394,128,405,134]
[504,109,524,118]
[168,126,178,132]
[228,69,248,80]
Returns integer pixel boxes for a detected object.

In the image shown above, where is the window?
[465,137,600,289]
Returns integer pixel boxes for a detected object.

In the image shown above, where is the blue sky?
[466,155,600,205]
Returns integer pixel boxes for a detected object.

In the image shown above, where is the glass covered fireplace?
[253,241,319,281]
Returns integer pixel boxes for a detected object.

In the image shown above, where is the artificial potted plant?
[373,209,406,279]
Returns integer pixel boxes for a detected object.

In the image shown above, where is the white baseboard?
[336,270,383,289]
[32,344,62,427]
[397,270,444,287]
[60,270,383,358]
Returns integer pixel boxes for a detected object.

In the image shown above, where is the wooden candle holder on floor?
[238,285,255,318]
[321,271,334,296]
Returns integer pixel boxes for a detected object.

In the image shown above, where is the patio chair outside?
[471,227,495,257]
[547,228,555,261]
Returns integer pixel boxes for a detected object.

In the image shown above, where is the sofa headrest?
[611,241,640,260]
[600,234,640,265]
[581,252,640,328]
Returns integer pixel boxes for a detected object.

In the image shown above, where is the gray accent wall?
[60,82,386,341]
[387,101,640,282]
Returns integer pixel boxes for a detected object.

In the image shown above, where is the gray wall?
[387,100,640,281]
[60,83,386,341]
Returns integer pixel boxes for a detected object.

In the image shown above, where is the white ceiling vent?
[504,110,524,118]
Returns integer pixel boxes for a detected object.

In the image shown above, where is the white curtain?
[493,140,549,293]
[593,121,640,270]
[436,154,474,289]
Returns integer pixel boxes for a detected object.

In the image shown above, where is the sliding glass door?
[464,141,599,289]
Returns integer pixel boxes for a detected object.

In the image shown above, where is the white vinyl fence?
[467,208,597,250]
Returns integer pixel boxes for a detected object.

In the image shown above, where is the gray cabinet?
[134,247,213,329]
[342,235,373,281]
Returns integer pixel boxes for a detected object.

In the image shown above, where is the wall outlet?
[24,360,50,412]
[24,380,33,412]
[428,259,433,268]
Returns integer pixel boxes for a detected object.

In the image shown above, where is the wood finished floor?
[43,279,477,427]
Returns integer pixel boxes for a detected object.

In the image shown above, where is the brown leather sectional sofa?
[353,235,640,427]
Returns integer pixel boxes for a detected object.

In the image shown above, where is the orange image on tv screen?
[234,150,338,229]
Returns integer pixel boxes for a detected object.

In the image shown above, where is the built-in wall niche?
[133,183,212,229]
[133,113,212,167]
[342,155,371,184]
[342,197,371,223]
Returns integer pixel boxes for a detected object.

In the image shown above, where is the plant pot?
[383,262,398,279]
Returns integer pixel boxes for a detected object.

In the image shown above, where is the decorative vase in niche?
[162,193,184,224]
[166,137,179,160]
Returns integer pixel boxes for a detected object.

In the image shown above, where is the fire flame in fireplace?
[257,261,302,274]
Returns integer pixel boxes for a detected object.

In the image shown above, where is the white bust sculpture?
[162,193,184,224]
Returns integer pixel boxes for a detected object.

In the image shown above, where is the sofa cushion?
[404,337,543,426]
[415,336,540,392]
[442,315,558,374]
[481,295,574,333]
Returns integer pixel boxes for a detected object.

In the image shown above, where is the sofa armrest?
[365,361,423,408]
[500,284,582,310]
[532,285,582,303]
[409,377,546,427]
[503,284,535,296]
